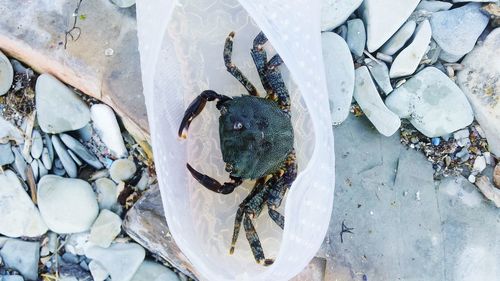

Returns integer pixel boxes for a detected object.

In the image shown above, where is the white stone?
[473,156,487,173]
[346,19,366,57]
[359,0,420,52]
[30,129,43,159]
[353,66,400,136]
[454,129,470,140]
[417,1,452,12]
[131,260,180,281]
[91,104,127,158]
[385,67,474,137]
[380,20,417,56]
[0,170,48,238]
[37,175,99,234]
[321,0,363,31]
[51,135,77,178]
[89,260,110,281]
[430,3,490,62]
[110,158,136,183]
[457,28,500,156]
[0,239,39,280]
[89,209,122,248]
[322,32,355,125]
[0,116,23,145]
[95,178,118,210]
[85,243,145,281]
[35,74,90,134]
[365,59,393,95]
[0,50,13,96]
[64,232,91,256]
[390,20,432,78]
[0,143,14,166]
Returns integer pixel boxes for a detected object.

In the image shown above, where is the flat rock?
[37,175,99,234]
[353,66,400,136]
[0,50,13,96]
[0,143,14,165]
[390,20,432,78]
[360,0,420,52]
[0,170,48,237]
[94,178,118,210]
[457,28,500,155]
[35,74,90,134]
[91,104,127,159]
[346,19,366,57]
[0,116,23,145]
[110,158,136,183]
[321,0,363,31]
[0,239,39,280]
[430,3,490,62]
[321,32,355,125]
[131,260,180,281]
[89,209,122,248]
[11,147,27,181]
[51,135,77,178]
[365,59,393,95]
[380,20,417,56]
[30,130,43,159]
[416,1,452,12]
[385,67,473,137]
[85,243,145,281]
[59,133,103,169]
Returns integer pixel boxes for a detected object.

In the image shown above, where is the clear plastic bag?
[136,0,335,280]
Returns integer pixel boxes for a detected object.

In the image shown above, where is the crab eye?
[233,122,243,130]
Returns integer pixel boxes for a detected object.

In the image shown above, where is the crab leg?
[265,54,291,112]
[186,164,242,194]
[251,32,273,95]
[224,32,259,96]
[178,90,230,139]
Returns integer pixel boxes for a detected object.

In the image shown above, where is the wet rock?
[35,74,90,134]
[0,116,23,145]
[51,135,77,178]
[11,147,27,181]
[37,175,99,234]
[0,239,39,280]
[456,28,500,155]
[322,32,355,125]
[90,104,127,158]
[131,260,180,281]
[430,3,489,62]
[85,243,145,281]
[321,0,363,31]
[110,159,136,183]
[365,59,392,95]
[0,50,13,96]
[353,66,400,136]
[0,170,48,237]
[416,1,452,12]
[346,19,366,57]
[385,67,473,137]
[0,143,14,166]
[380,20,417,56]
[30,130,43,159]
[390,20,432,78]
[89,210,122,248]
[59,133,103,169]
[360,0,420,52]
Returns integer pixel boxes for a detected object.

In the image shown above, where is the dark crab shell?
[219,95,294,180]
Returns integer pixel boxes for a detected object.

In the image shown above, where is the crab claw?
[186,163,242,194]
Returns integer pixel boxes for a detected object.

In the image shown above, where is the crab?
[178,31,297,265]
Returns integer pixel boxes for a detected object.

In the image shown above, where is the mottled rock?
[0,239,39,280]
[321,0,363,31]
[91,104,127,158]
[85,243,145,281]
[0,50,13,96]
[365,59,392,95]
[380,20,417,56]
[60,133,103,169]
[0,143,14,166]
[385,67,473,137]
[346,19,366,57]
[89,210,122,248]
[131,260,180,281]
[110,158,136,183]
[51,135,77,178]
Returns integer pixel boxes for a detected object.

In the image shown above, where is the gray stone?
[430,3,490,62]
[0,170,48,237]
[390,20,432,78]
[60,133,103,169]
[35,74,90,134]
[0,143,14,166]
[0,50,13,96]
[41,147,52,170]
[321,0,363,31]
[91,104,128,159]
[416,1,452,12]
[2,276,25,281]
[353,66,400,136]
[51,135,77,178]
[0,239,39,280]
[67,149,82,166]
[360,0,420,52]
[110,158,136,183]
[30,130,43,159]
[131,260,180,281]
[94,178,118,210]
[85,243,145,281]
[89,260,109,281]
[111,0,136,8]
[322,32,355,125]
[89,209,122,248]
[385,67,474,137]
[380,20,417,56]
[346,19,366,57]
[11,147,27,181]
[457,28,500,156]
[0,116,23,145]
[37,175,99,234]
[365,59,393,95]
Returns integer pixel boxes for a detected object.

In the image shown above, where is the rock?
[30,130,43,159]
[35,74,90,134]
[430,3,490,62]
[11,147,27,181]
[416,1,452,12]
[30,160,38,181]
[110,159,136,183]
[90,104,127,158]
[346,19,366,57]
[59,133,103,169]
[94,178,118,210]
[65,232,91,256]
[47,232,58,253]
[359,0,420,52]
[89,210,122,248]
[62,252,79,264]
[37,175,99,234]
[321,32,355,125]
[321,0,363,31]
[385,67,474,137]
[52,159,66,176]
[453,129,470,140]
[41,147,51,170]
[473,156,487,173]
[456,28,500,155]
[380,20,417,56]
[453,0,497,2]
[89,260,109,281]
[85,243,145,281]
[111,0,136,8]
[51,135,77,178]
[77,124,93,142]
[0,170,48,237]
[365,59,393,95]
[494,164,500,187]
[390,20,432,78]
[475,176,500,207]
[0,116,23,145]
[67,150,82,166]
[131,260,180,281]
[0,239,39,280]
[0,143,14,166]
[353,66,400,136]
[0,50,13,96]
[2,276,25,281]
